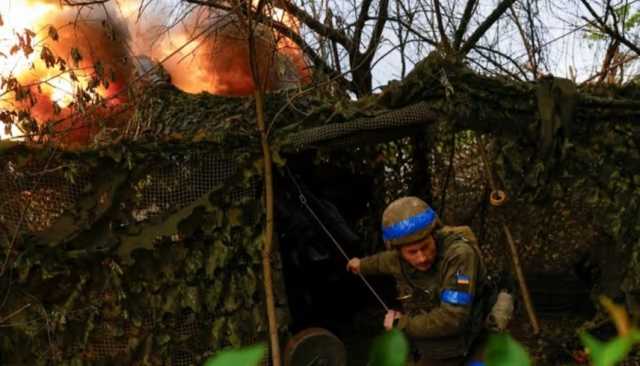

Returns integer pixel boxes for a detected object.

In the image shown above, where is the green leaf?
[203,344,266,366]
[625,11,640,30]
[369,329,409,366]
[485,333,531,366]
[580,330,640,366]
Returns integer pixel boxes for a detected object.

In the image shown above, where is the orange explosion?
[0,1,310,143]
[0,1,132,145]
[137,4,310,96]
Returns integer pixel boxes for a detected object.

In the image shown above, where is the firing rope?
[284,166,390,312]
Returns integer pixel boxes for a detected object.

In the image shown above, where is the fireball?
[0,1,133,144]
[0,0,310,143]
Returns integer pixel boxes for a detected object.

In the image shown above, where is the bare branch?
[584,51,638,84]
[508,4,538,78]
[598,38,621,83]
[391,0,415,78]
[353,0,374,52]
[474,45,531,81]
[433,0,451,52]
[362,0,390,62]
[278,0,354,50]
[388,16,438,47]
[453,0,477,50]
[459,0,517,56]
[265,16,353,90]
[326,10,343,74]
[581,0,640,57]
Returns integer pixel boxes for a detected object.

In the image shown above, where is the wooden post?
[503,223,541,334]
[247,2,281,365]
[478,137,541,335]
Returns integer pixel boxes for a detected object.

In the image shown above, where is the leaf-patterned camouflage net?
[0,84,291,365]
[2,56,640,364]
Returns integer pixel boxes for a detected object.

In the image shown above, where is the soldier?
[347,196,486,366]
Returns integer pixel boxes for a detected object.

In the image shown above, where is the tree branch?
[353,0,374,52]
[598,38,621,84]
[459,0,517,56]
[326,9,343,74]
[581,0,640,57]
[472,46,527,81]
[266,17,353,91]
[584,52,638,84]
[508,4,538,78]
[453,0,477,50]
[278,0,354,50]
[388,16,438,47]
[433,0,451,52]
[362,0,390,63]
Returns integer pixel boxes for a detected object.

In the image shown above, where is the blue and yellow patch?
[455,273,470,285]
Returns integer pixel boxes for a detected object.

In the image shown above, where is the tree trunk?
[350,55,373,96]
[410,130,433,205]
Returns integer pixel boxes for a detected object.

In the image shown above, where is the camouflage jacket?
[360,226,486,359]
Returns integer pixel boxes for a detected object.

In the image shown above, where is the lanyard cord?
[284,166,390,312]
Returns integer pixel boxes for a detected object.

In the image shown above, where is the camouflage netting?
[0,80,408,364]
[2,52,640,364]
[0,85,295,364]
[295,53,640,315]
[369,55,640,316]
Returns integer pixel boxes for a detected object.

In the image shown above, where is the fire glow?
[0,0,310,144]
[0,1,134,144]
[141,2,310,96]
[0,1,56,140]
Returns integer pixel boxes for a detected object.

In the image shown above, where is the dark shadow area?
[275,154,398,364]
[274,153,611,366]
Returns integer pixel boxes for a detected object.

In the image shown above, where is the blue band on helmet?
[441,289,473,306]
[382,208,437,241]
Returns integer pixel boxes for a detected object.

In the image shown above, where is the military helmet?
[382,196,438,247]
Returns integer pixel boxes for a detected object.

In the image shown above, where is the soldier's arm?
[396,242,479,338]
[359,250,400,276]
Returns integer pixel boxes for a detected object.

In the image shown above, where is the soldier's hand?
[384,309,402,330]
[346,258,361,274]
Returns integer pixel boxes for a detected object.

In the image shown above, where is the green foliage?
[481,330,640,366]
[368,329,409,366]
[195,326,639,366]
[617,5,640,30]
[0,141,273,364]
[580,330,640,366]
[579,298,640,366]
[484,333,531,366]
[203,344,266,366]
[476,284,640,366]
[584,4,640,41]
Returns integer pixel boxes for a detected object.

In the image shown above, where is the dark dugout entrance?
[274,149,597,365]
[275,153,393,332]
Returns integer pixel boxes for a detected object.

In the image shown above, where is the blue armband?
[441,289,473,306]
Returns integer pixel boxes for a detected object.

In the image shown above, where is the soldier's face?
[399,235,437,272]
